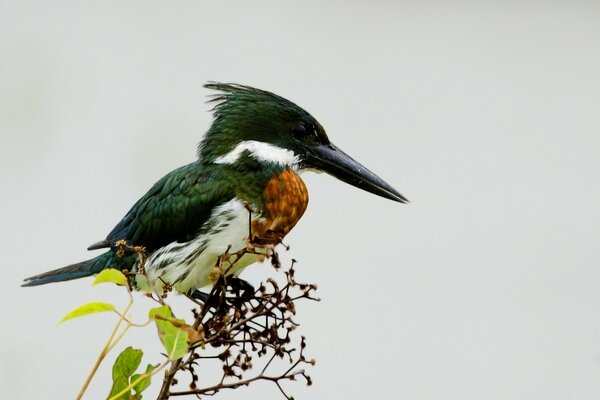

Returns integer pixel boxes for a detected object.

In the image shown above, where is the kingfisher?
[23,83,407,295]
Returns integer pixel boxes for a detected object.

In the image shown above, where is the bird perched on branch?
[23,83,407,295]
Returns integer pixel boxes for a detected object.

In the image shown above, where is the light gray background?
[2,1,600,399]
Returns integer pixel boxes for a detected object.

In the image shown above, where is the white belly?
[135,198,259,294]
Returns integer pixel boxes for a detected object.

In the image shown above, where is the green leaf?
[93,268,127,286]
[113,346,143,379]
[58,302,115,324]
[149,305,189,360]
[131,363,156,395]
[108,376,129,400]
[108,347,143,399]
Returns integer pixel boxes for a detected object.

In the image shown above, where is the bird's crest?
[203,82,305,117]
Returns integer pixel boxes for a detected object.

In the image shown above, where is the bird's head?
[198,82,407,203]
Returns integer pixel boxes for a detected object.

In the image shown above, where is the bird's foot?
[189,276,255,308]
[189,289,210,302]
[226,276,255,302]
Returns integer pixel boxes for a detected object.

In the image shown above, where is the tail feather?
[22,252,114,287]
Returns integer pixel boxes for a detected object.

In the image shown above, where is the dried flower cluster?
[156,248,319,399]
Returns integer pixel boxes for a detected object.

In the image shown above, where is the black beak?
[302,143,408,203]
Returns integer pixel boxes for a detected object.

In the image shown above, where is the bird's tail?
[22,251,115,287]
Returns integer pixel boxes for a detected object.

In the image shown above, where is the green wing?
[94,162,235,252]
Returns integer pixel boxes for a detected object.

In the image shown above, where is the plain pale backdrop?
[2,1,600,399]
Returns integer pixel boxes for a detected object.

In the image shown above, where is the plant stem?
[76,297,133,400]
[156,355,184,399]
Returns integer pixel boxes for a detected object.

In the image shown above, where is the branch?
[156,247,318,399]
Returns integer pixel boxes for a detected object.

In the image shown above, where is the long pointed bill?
[302,143,408,203]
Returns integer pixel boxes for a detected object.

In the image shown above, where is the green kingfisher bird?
[22,83,407,295]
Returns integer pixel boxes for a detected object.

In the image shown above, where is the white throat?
[214,140,300,168]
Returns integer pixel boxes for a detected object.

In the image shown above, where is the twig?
[76,291,134,400]
[155,246,317,399]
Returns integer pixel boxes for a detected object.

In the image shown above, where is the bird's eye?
[291,123,307,140]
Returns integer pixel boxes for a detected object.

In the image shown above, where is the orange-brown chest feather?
[251,169,309,244]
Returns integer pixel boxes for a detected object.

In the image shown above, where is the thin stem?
[76,296,134,400]
[169,368,306,397]
[106,324,131,353]
[157,356,185,400]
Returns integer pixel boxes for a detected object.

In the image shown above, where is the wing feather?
[91,162,234,252]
